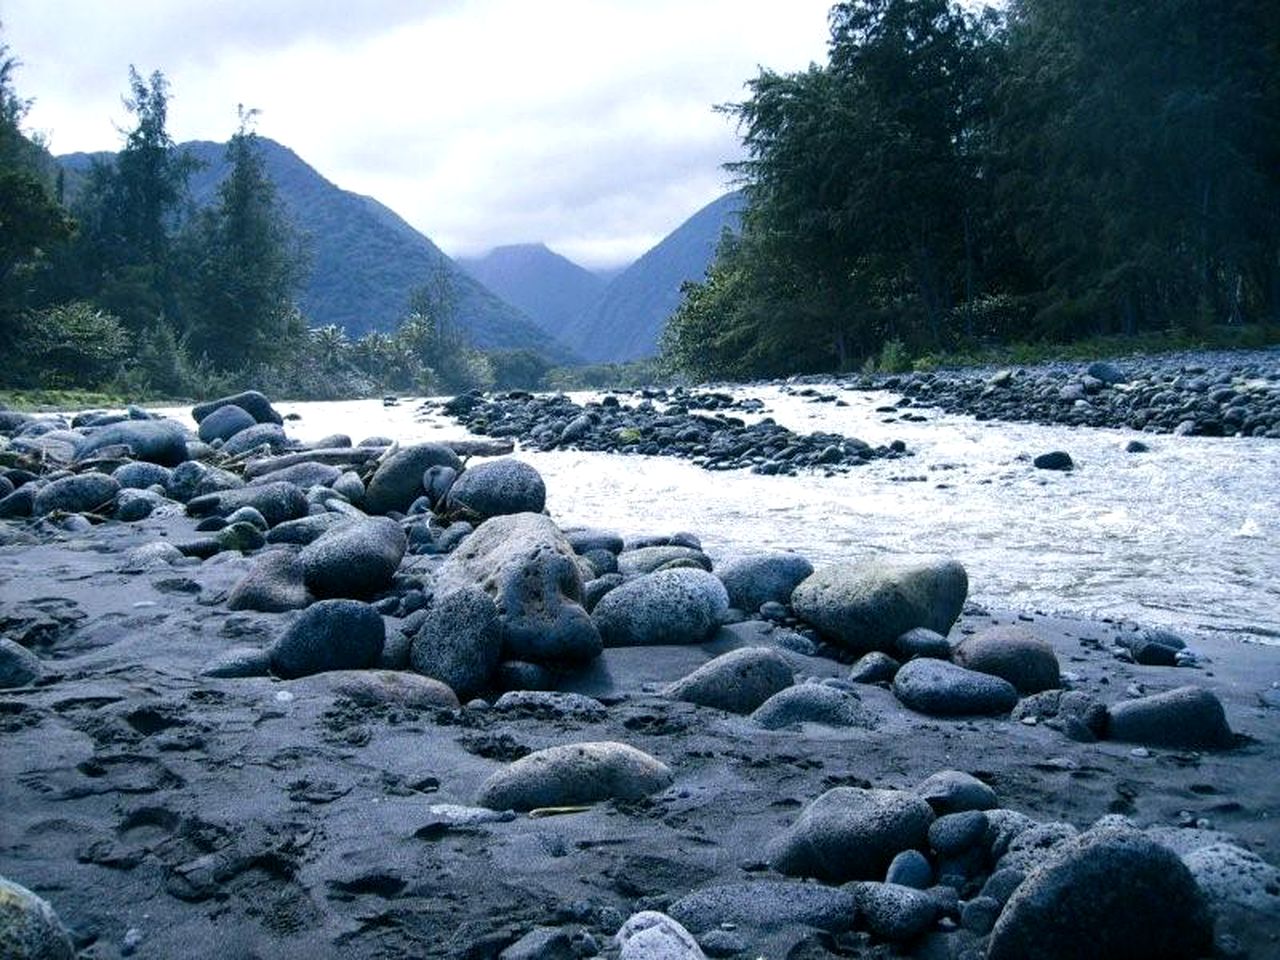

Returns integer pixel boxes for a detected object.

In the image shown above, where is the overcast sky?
[3,1,834,268]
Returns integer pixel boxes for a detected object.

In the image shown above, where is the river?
[177,383,1279,646]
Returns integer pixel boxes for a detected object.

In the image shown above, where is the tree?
[182,106,306,369]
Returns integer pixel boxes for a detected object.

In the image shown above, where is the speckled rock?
[476,741,672,811]
[0,876,75,960]
[663,646,793,714]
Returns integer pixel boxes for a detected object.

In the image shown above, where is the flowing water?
[182,384,1280,645]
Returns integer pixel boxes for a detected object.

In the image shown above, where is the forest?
[661,0,1280,379]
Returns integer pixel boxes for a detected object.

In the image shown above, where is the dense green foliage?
[663,0,1280,380]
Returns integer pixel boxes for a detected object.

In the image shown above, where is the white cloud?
[4,0,831,267]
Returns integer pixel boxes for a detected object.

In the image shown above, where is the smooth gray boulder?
[566,528,625,555]
[894,627,953,662]
[752,683,874,730]
[893,658,1018,716]
[186,481,308,527]
[269,599,385,679]
[444,458,546,521]
[988,829,1214,960]
[668,880,856,935]
[265,512,349,546]
[410,585,502,700]
[298,516,407,599]
[616,912,706,960]
[74,417,190,466]
[853,882,941,942]
[112,461,172,490]
[791,558,967,654]
[166,461,243,502]
[849,651,901,683]
[953,625,1060,694]
[0,639,42,688]
[1105,685,1233,749]
[114,488,166,522]
[227,550,311,612]
[435,512,601,665]
[1182,842,1280,917]
[285,669,458,710]
[769,787,935,883]
[476,741,672,811]
[192,389,283,425]
[250,461,341,490]
[197,403,255,443]
[200,645,272,678]
[32,473,119,516]
[715,553,814,612]
[220,423,290,457]
[594,569,729,647]
[663,646,793,714]
[0,875,76,960]
[364,443,464,515]
[617,545,712,576]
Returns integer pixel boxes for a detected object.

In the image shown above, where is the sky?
[2,1,834,269]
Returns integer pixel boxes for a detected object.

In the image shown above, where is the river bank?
[0,387,1278,959]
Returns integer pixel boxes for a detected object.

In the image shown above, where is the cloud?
[4,0,831,267]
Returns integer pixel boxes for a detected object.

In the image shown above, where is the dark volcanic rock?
[668,880,856,935]
[953,625,1061,694]
[192,390,284,425]
[0,875,76,960]
[1105,685,1234,749]
[75,418,190,466]
[364,443,465,515]
[32,473,119,516]
[663,646,793,714]
[714,553,814,611]
[444,457,546,521]
[186,481,308,527]
[751,682,873,730]
[269,599,385,679]
[893,659,1019,716]
[227,550,311,612]
[410,585,502,700]
[593,569,729,647]
[197,404,256,443]
[476,741,673,811]
[1033,451,1074,471]
[298,516,407,599]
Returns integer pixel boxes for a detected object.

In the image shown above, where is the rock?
[186,481,308,527]
[410,585,502,700]
[112,461,172,490]
[75,418,190,466]
[853,882,940,942]
[615,912,706,960]
[960,895,1001,935]
[953,625,1060,694]
[197,404,256,443]
[265,513,349,546]
[617,545,712,576]
[1106,685,1233,749]
[594,569,729,647]
[220,423,290,457]
[769,787,935,883]
[0,485,36,519]
[32,472,119,516]
[286,669,458,710]
[1011,689,1107,741]
[0,639,42,688]
[299,516,407,599]
[1125,439,1150,454]
[714,552,814,611]
[791,558,968,654]
[583,574,624,612]
[751,683,873,730]
[199,645,272,678]
[668,880,857,935]
[664,647,793,714]
[215,521,265,553]
[0,875,76,960]
[250,461,341,490]
[1033,451,1074,471]
[499,926,575,960]
[885,850,933,889]
[114,488,165,522]
[192,390,283,425]
[893,658,1019,716]
[332,471,365,506]
[476,741,673,811]
[493,690,607,719]
[894,627,952,661]
[227,550,311,612]
[444,458,546,521]
[434,512,601,665]
[849,651,901,683]
[1086,361,1127,385]
[1182,842,1280,916]
[365,443,465,515]
[996,821,1080,872]
[269,599,385,679]
[120,542,184,570]
[929,811,988,856]
[565,528,625,554]
[915,770,998,814]
[166,461,243,502]
[988,828,1214,960]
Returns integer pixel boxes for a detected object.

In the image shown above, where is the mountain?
[459,243,605,344]
[577,191,744,363]
[57,139,576,362]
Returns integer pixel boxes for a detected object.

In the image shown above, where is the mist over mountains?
[58,138,739,366]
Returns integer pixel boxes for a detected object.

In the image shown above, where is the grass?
[0,388,145,412]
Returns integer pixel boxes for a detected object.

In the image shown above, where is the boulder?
[714,552,814,611]
[220,423,290,457]
[791,558,968,654]
[114,488,166,521]
[409,585,502,700]
[769,787,935,883]
[434,512,601,665]
[32,473,119,516]
[298,516,407,599]
[476,741,672,811]
[265,513,349,546]
[186,481,308,527]
[227,550,311,612]
[668,880,856,935]
[197,403,256,443]
[953,625,1060,694]
[1182,842,1280,917]
[565,528,625,555]
[663,646,793,714]
[444,458,546,521]
[166,461,243,502]
[915,770,998,815]
[1105,685,1233,749]
[192,390,283,425]
[0,639,42,688]
[250,461,342,490]
[285,669,458,710]
[988,829,1214,960]
[751,683,873,730]
[269,599,385,679]
[852,882,940,943]
[364,443,464,515]
[849,651,901,684]
[594,569,729,647]
[0,875,75,960]
[894,627,953,662]
[893,658,1018,716]
[1033,451,1074,471]
[615,912,706,960]
[112,461,172,490]
[74,418,190,466]
[617,546,712,576]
